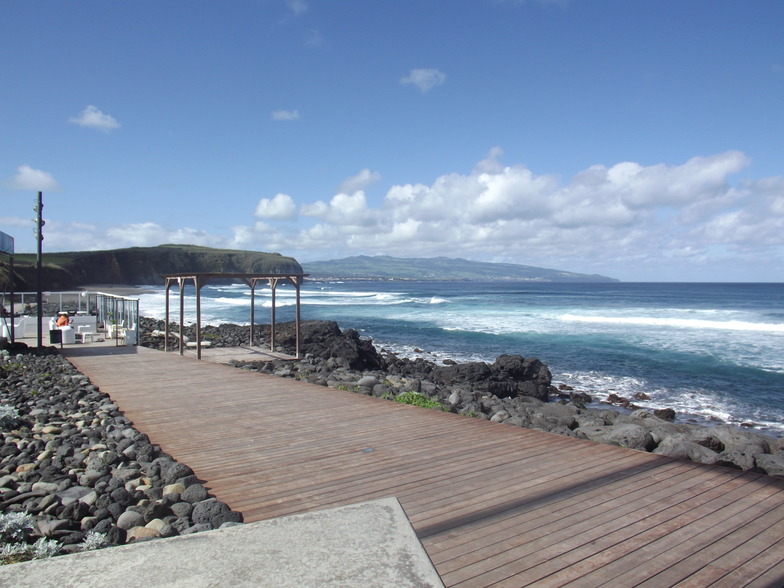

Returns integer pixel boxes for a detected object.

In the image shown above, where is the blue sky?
[2,0,783,282]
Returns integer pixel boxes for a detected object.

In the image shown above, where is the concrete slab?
[0,498,443,587]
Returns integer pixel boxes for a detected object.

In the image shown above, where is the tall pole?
[35,191,44,348]
[9,252,15,342]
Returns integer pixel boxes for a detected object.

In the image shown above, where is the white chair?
[122,328,137,346]
[77,325,96,343]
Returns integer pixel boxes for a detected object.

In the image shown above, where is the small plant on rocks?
[394,391,445,411]
[1,537,61,564]
[0,512,62,565]
[80,531,108,552]
[0,512,36,543]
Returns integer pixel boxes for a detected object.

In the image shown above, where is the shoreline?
[138,316,783,440]
[137,317,784,477]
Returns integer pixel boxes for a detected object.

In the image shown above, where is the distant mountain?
[4,245,302,290]
[302,255,618,282]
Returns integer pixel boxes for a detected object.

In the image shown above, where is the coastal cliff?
[3,245,303,290]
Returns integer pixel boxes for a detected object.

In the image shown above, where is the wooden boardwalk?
[62,345,784,587]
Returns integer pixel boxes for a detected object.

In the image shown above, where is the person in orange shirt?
[56,312,69,327]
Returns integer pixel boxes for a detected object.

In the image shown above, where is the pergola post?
[269,278,278,352]
[295,276,302,359]
[164,278,174,352]
[195,276,203,360]
[178,277,185,356]
[245,277,256,347]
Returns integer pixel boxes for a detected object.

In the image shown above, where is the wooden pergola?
[161,272,308,360]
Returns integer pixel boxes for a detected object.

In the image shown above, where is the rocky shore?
[0,345,242,561]
[139,317,784,478]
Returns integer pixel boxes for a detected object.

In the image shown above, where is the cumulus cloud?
[6,220,222,253]
[7,165,60,191]
[68,105,121,132]
[271,109,300,121]
[301,192,375,227]
[338,169,381,195]
[270,149,783,279]
[254,193,297,220]
[104,223,218,247]
[11,150,780,280]
[401,68,446,93]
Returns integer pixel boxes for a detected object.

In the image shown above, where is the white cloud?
[230,225,256,248]
[302,192,374,227]
[103,223,218,247]
[474,146,506,174]
[400,68,446,93]
[604,151,750,209]
[1,220,223,253]
[283,149,782,279]
[271,109,301,121]
[338,169,381,195]
[9,150,780,281]
[68,105,121,132]
[254,193,297,220]
[286,0,308,16]
[7,165,60,191]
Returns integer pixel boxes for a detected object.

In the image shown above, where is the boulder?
[276,321,386,371]
[116,510,146,530]
[493,355,551,385]
[181,483,209,503]
[357,376,379,388]
[192,498,230,525]
[709,425,772,453]
[432,362,492,387]
[755,453,784,477]
[575,424,655,451]
[127,526,160,542]
[715,445,762,471]
[652,438,719,465]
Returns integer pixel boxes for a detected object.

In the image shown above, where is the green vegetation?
[302,255,618,282]
[393,391,445,411]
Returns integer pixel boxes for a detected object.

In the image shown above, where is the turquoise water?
[138,281,784,435]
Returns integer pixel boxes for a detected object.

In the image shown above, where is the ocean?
[136,281,784,436]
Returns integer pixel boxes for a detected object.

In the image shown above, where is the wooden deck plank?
[666,504,784,587]
[550,478,784,588]
[238,444,644,525]
[429,462,729,570]
[707,534,784,588]
[437,467,761,585]
[483,472,761,587]
[62,345,784,587]
[634,500,784,587]
[745,558,784,588]
[422,457,685,553]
